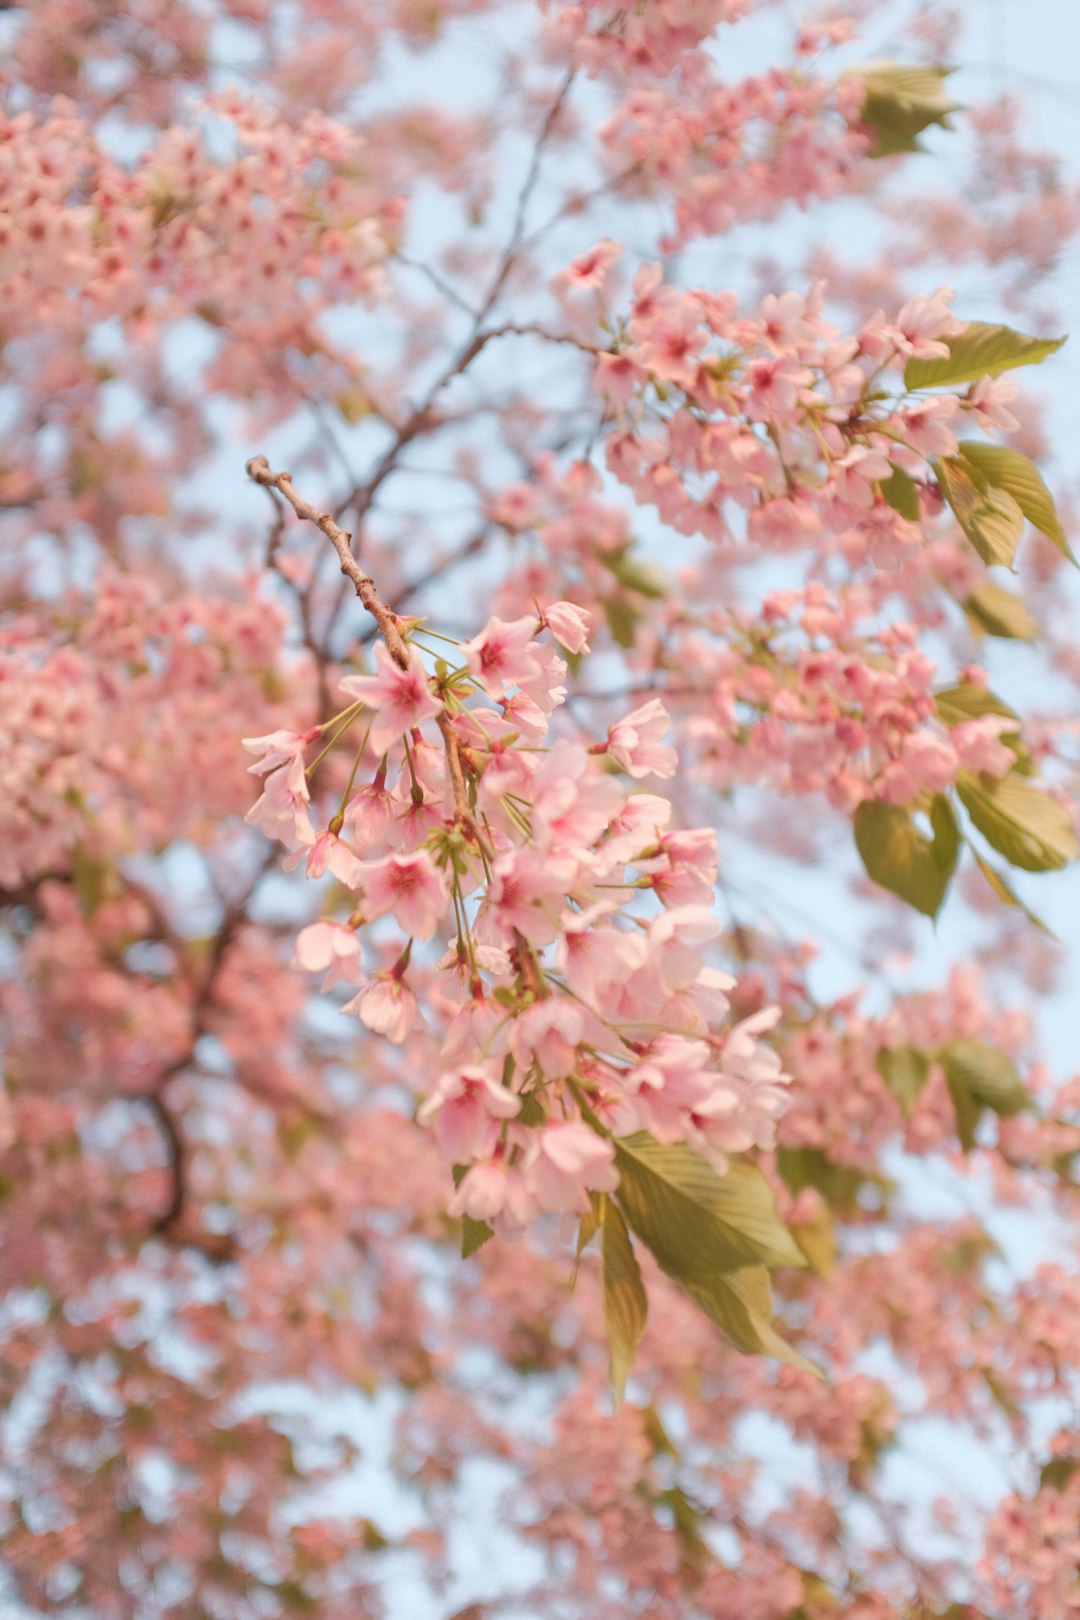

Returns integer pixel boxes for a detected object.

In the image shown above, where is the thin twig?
[246,455,410,666]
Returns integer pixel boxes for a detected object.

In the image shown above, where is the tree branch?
[246,455,410,667]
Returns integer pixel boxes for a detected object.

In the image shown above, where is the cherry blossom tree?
[3,0,1080,1615]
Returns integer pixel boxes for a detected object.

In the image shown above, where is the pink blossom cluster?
[595,272,995,556]
[548,0,749,80]
[246,604,790,1232]
[1,575,288,890]
[666,587,1016,812]
[0,94,397,344]
[600,69,872,247]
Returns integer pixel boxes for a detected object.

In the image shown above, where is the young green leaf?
[938,1041,1032,1123]
[875,1045,932,1119]
[956,772,1078,872]
[602,546,671,599]
[577,1191,602,1255]
[853,799,958,917]
[682,1264,823,1379]
[614,1135,806,1276]
[453,1162,494,1258]
[957,441,1074,563]
[776,1148,887,1214]
[845,61,958,158]
[461,1215,494,1259]
[934,454,1026,567]
[1041,1457,1080,1493]
[946,1073,982,1153]
[788,1204,836,1280]
[934,684,1019,728]
[930,793,961,879]
[970,848,1055,936]
[878,463,921,521]
[963,580,1039,641]
[602,596,641,649]
[780,1146,893,1211]
[905,322,1066,391]
[600,1196,647,1409]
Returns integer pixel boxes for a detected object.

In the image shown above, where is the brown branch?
[145,1091,187,1236]
[246,455,410,667]
[438,710,493,861]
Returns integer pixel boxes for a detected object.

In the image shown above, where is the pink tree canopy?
[3,1,1080,1615]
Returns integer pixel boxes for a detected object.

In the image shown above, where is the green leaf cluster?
[933,442,1071,568]
[586,1134,822,1399]
[875,1040,1032,1150]
[846,61,959,158]
[902,320,1071,568]
[853,794,959,918]
[905,322,1064,392]
[853,661,1076,918]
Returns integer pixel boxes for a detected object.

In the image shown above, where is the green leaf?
[72,847,112,918]
[641,1403,679,1458]
[957,440,1074,562]
[602,596,640,649]
[656,1486,713,1577]
[934,684,1019,728]
[875,1045,931,1119]
[946,1075,982,1153]
[788,1204,836,1280]
[970,848,1055,936]
[956,771,1078,872]
[853,798,958,917]
[847,60,958,158]
[683,1265,823,1378]
[602,546,671,599]
[600,1197,648,1409]
[612,1138,818,1375]
[336,388,375,424]
[1040,1456,1080,1492]
[461,1215,493,1259]
[453,1162,494,1258]
[930,792,961,878]
[934,453,1026,567]
[939,1040,1032,1146]
[981,1366,1020,1421]
[963,580,1039,641]
[905,322,1066,391]
[776,1147,885,1214]
[577,1191,602,1255]
[939,1041,1030,1113]
[878,463,921,521]
[614,1135,806,1275]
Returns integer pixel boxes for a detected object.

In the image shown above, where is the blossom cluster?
[667,587,1017,813]
[0,93,398,343]
[246,602,789,1233]
[596,272,1014,560]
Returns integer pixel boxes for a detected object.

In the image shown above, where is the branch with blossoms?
[243,457,816,1392]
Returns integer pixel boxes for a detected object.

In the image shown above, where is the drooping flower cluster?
[247,587,789,1234]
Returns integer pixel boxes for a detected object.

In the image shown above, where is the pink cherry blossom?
[418,1065,521,1161]
[603,698,678,779]
[339,642,441,754]
[341,972,418,1043]
[521,1120,618,1214]
[459,613,543,702]
[550,238,621,299]
[358,850,450,939]
[292,921,362,989]
[542,600,592,654]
